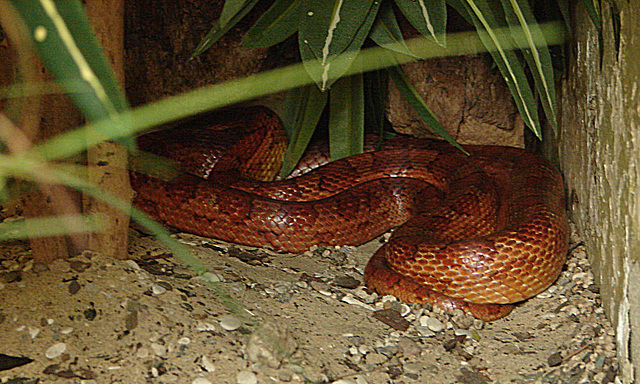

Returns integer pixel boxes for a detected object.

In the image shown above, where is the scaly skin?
[133,107,568,321]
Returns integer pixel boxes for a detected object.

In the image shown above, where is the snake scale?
[131,106,568,321]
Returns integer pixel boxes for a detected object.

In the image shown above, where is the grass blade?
[10,0,131,144]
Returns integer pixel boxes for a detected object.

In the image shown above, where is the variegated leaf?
[501,0,557,130]
[242,0,304,48]
[370,1,416,57]
[451,0,541,137]
[299,0,380,90]
[394,0,446,46]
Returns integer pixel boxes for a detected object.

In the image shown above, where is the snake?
[131,106,568,321]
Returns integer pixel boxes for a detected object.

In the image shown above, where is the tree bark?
[84,0,133,259]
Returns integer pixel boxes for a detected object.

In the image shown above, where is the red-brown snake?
[132,106,568,320]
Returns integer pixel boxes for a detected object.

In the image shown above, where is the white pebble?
[341,294,375,310]
[124,260,141,270]
[192,379,212,384]
[151,284,167,295]
[332,380,357,384]
[150,342,167,356]
[416,326,436,337]
[425,317,444,332]
[200,355,216,372]
[196,321,217,332]
[200,272,223,283]
[28,327,40,339]
[219,315,242,331]
[136,347,150,358]
[236,370,258,384]
[60,327,74,335]
[45,342,67,359]
[178,337,191,345]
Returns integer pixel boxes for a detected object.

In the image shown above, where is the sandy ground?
[0,222,619,384]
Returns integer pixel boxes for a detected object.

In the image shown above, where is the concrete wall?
[559,2,640,383]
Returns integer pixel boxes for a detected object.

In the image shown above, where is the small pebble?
[219,314,242,331]
[192,379,212,384]
[425,317,444,332]
[548,351,563,367]
[135,347,150,358]
[124,260,141,270]
[200,355,216,372]
[196,321,216,332]
[416,326,436,337]
[151,284,167,295]
[236,370,258,384]
[150,342,167,356]
[341,294,375,310]
[45,342,67,359]
[333,275,360,289]
[178,337,191,345]
[28,327,40,339]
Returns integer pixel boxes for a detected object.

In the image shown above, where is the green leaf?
[450,0,541,137]
[581,0,602,34]
[299,0,380,90]
[0,214,106,240]
[190,0,260,60]
[242,0,304,48]
[280,85,328,177]
[10,0,131,144]
[363,69,388,138]
[388,67,466,154]
[328,74,364,161]
[369,1,416,57]
[394,0,447,46]
[501,0,557,131]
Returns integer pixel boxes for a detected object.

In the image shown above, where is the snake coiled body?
[132,107,568,320]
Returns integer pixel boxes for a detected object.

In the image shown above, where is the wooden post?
[84,0,133,259]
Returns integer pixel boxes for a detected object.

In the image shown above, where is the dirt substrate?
[0,223,619,384]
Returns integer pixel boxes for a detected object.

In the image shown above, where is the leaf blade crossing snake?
[131,106,568,320]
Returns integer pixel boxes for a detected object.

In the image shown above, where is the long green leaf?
[451,0,541,137]
[369,1,416,57]
[388,67,466,154]
[394,0,447,46]
[363,69,388,139]
[329,74,364,161]
[280,85,328,177]
[581,0,602,34]
[299,0,380,90]
[190,0,260,60]
[242,0,304,48]
[10,0,131,144]
[501,0,557,131]
[0,214,105,240]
